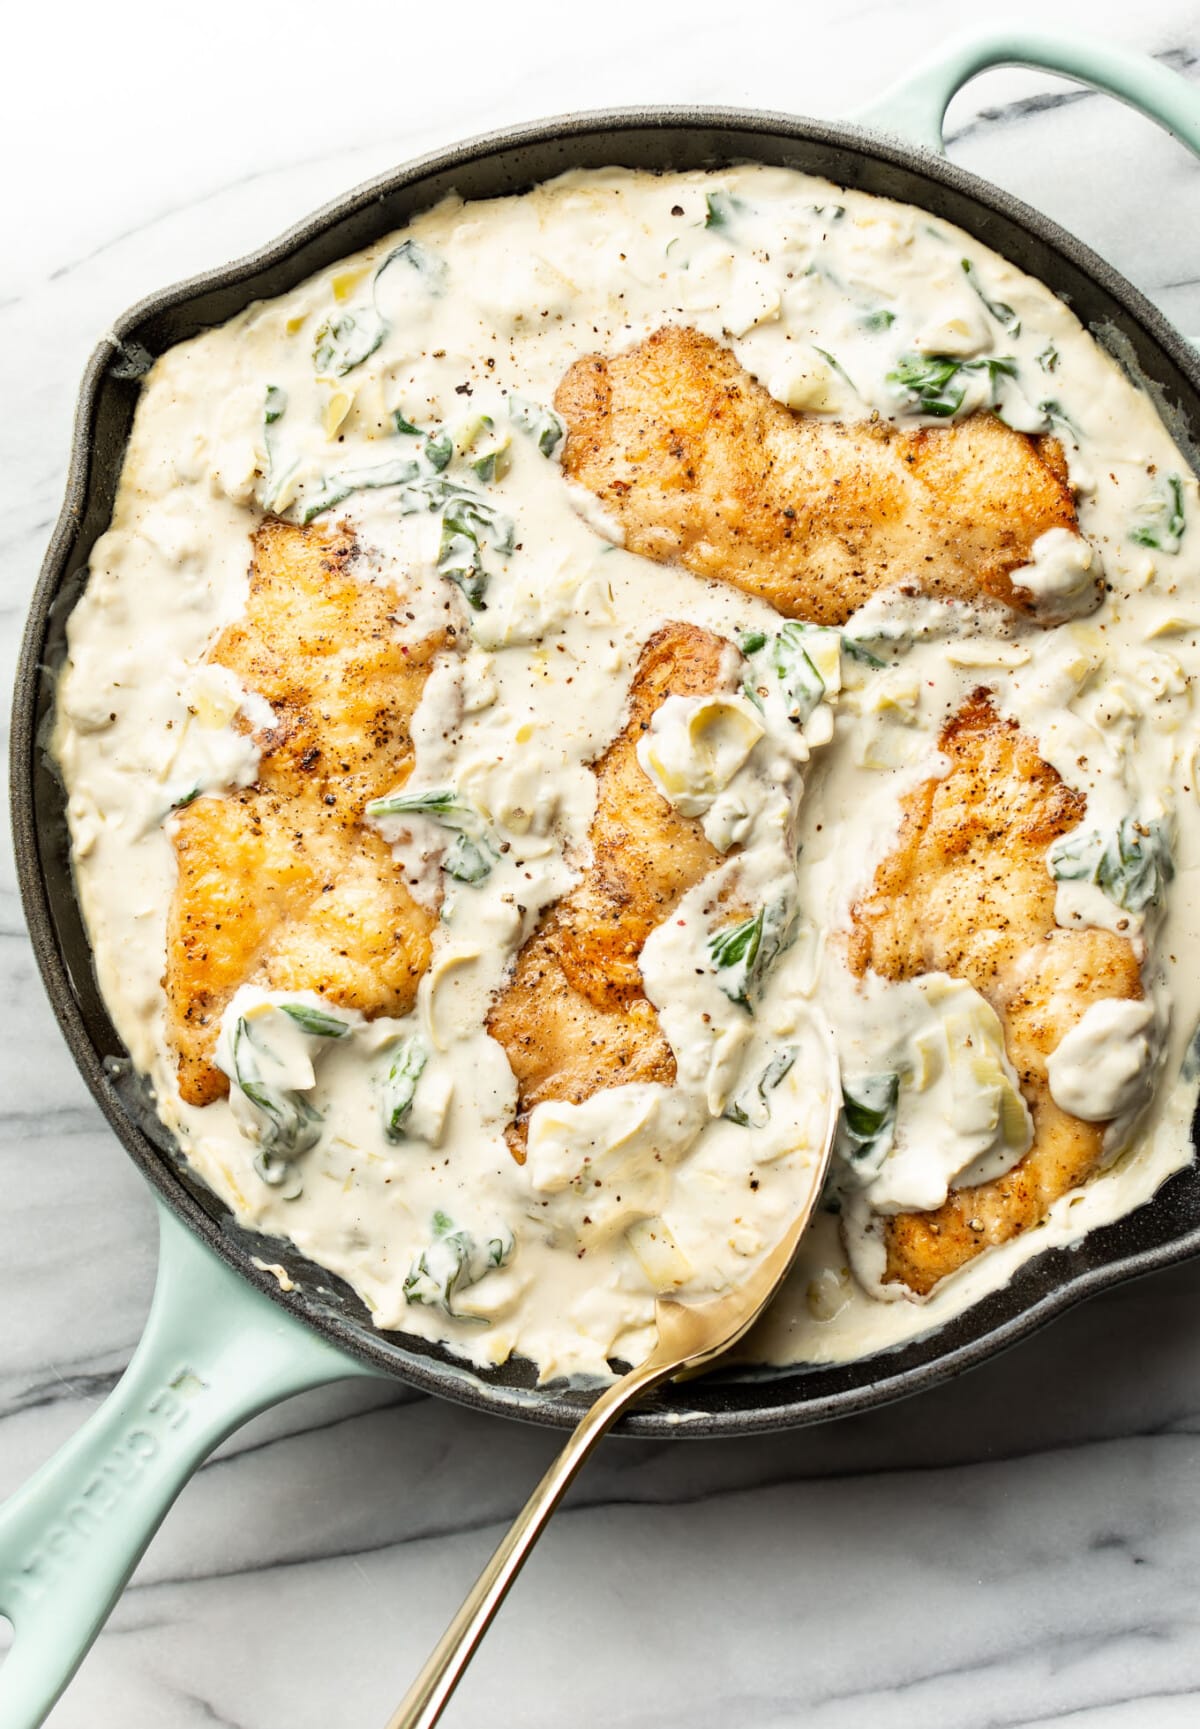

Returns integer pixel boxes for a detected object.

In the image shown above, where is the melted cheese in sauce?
[52,165,1200,1383]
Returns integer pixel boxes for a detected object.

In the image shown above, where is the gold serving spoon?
[385,1047,840,1729]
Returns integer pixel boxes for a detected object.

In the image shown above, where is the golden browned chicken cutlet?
[487,622,735,1160]
[166,520,448,1106]
[848,693,1143,1295]
[556,325,1083,626]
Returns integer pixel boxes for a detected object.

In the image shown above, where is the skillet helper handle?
[856,28,1200,162]
[0,1201,371,1729]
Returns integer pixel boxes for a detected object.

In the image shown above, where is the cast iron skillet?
[4,28,1200,1729]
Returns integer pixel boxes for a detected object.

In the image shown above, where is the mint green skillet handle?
[0,1200,377,1729]
[856,27,1200,158]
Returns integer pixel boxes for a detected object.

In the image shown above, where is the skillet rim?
[12,102,1200,1438]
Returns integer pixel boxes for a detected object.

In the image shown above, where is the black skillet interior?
[13,109,1200,1437]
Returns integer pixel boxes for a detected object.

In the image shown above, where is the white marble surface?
[4,1,1200,1723]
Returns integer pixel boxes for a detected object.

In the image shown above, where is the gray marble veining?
[3,2,1200,1723]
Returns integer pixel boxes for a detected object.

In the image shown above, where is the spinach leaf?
[365,786,497,883]
[813,346,857,394]
[509,396,565,459]
[300,457,421,525]
[723,1045,799,1128]
[842,1076,898,1141]
[1038,398,1081,440]
[1130,474,1186,554]
[709,912,765,984]
[299,479,354,524]
[438,523,488,609]
[773,622,827,723]
[704,190,747,231]
[435,490,516,609]
[454,490,514,548]
[391,467,516,614]
[424,429,453,472]
[235,1082,318,1154]
[442,833,493,883]
[741,622,838,719]
[470,444,509,484]
[232,1018,323,1162]
[887,353,1018,418]
[381,1037,428,1141]
[280,1003,350,1039]
[1092,817,1174,913]
[976,356,1019,399]
[261,386,297,511]
[313,307,387,379]
[841,635,886,669]
[887,353,968,417]
[376,238,448,294]
[457,414,511,483]
[312,240,446,379]
[1049,815,1174,913]
[708,899,794,1011]
[837,1072,899,1178]
[486,1231,514,1267]
[366,787,475,822]
[403,1213,514,1318]
[961,258,1021,335]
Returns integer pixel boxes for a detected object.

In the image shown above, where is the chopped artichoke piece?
[627,1216,693,1292]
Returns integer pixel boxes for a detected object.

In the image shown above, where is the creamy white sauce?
[1047,997,1157,1122]
[52,165,1200,1382]
[1012,526,1102,619]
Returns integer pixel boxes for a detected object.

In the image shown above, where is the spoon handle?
[385,1352,672,1729]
